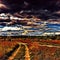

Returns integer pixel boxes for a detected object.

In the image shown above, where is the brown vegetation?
[0,37,60,60]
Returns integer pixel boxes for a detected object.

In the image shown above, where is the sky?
[0,0,60,11]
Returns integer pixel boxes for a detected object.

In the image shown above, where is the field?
[0,36,60,60]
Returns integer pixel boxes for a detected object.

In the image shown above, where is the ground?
[0,37,60,60]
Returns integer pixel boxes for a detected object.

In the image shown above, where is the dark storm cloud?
[1,0,60,11]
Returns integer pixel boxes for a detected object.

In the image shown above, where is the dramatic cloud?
[0,0,60,11]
